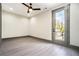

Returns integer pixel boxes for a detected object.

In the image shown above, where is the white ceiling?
[2,3,65,18]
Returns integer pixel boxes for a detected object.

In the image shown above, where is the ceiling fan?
[22,3,41,13]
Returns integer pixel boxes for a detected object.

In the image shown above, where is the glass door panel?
[55,10,65,41]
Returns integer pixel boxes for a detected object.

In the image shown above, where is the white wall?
[70,4,79,46]
[29,11,52,40]
[2,11,29,38]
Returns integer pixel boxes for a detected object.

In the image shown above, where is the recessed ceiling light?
[10,8,13,10]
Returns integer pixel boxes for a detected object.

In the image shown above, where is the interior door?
[52,5,70,45]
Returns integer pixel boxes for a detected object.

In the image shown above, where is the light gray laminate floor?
[0,37,79,56]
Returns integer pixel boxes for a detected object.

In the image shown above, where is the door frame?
[52,4,70,46]
[0,3,1,45]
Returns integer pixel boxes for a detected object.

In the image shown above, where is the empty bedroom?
[0,3,79,56]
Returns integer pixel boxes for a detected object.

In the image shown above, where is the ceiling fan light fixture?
[29,8,32,12]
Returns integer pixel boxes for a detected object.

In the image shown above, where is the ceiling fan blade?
[32,8,41,10]
[22,3,30,8]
